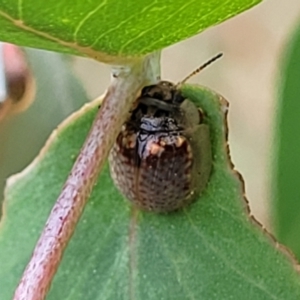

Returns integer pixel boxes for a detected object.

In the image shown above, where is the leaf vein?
[73,0,108,43]
[152,231,197,300]
[185,213,280,300]
[0,10,117,63]
[117,0,196,54]
[139,0,232,54]
[89,1,159,49]
[17,0,23,20]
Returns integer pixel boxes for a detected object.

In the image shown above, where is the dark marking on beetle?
[109,81,212,213]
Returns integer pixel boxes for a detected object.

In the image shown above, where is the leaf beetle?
[109,54,222,212]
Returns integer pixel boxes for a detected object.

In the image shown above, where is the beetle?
[109,54,222,212]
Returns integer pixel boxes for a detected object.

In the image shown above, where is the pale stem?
[13,52,161,300]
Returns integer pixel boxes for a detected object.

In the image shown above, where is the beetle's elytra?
[109,81,212,213]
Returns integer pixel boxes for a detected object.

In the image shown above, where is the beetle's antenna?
[177,53,223,88]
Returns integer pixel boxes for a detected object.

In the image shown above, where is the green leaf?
[0,0,261,61]
[1,85,300,299]
[272,22,300,260]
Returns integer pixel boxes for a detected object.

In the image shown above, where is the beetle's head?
[139,81,185,111]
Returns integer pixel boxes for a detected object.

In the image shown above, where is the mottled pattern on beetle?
[109,127,194,212]
[137,132,194,212]
[109,128,137,202]
[109,81,212,213]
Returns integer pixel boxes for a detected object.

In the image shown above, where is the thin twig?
[13,52,161,300]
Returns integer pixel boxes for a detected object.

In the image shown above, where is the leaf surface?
[0,85,300,299]
[0,0,261,61]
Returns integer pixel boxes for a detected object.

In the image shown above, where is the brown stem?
[13,52,161,300]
